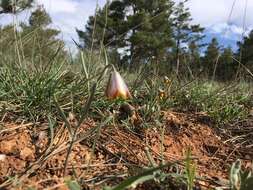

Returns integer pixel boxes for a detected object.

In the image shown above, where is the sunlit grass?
[0,23,252,190]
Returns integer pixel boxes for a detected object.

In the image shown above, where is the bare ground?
[0,111,252,190]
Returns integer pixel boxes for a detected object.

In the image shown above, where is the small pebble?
[0,154,6,161]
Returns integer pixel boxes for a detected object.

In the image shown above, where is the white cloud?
[210,23,242,35]
[37,0,79,13]
[34,0,104,48]
[0,0,106,52]
[172,0,253,46]
[182,0,253,32]
[0,0,252,50]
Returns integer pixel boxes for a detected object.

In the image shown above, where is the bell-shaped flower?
[105,70,132,100]
[158,89,166,99]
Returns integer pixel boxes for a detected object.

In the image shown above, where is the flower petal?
[105,71,132,99]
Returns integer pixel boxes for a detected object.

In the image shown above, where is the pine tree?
[203,38,220,78]
[237,30,253,77]
[172,0,204,74]
[20,6,65,66]
[217,47,235,81]
[0,0,33,14]
[188,41,201,76]
[77,1,127,50]
[0,24,16,63]
[29,6,51,27]
[78,0,175,68]
[125,0,174,66]
[76,1,127,67]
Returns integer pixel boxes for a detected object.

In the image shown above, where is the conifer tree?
[0,0,33,14]
[76,1,127,50]
[124,0,174,66]
[76,1,127,67]
[217,47,235,81]
[0,24,16,62]
[237,30,253,77]
[20,6,65,66]
[203,38,220,78]
[188,41,201,76]
[172,0,204,74]
[77,0,175,67]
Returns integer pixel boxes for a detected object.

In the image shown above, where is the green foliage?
[77,3,110,49]
[0,7,65,67]
[172,0,205,74]
[65,179,81,190]
[184,149,196,190]
[20,7,65,65]
[78,0,175,67]
[203,38,220,78]
[0,60,89,121]
[0,3,252,190]
[0,9,91,122]
[187,41,202,77]
[126,0,174,65]
[76,1,124,67]
[103,149,199,190]
[29,6,51,27]
[0,25,16,60]
[237,30,253,78]
[166,81,251,124]
[75,0,253,81]
[217,47,236,81]
[103,162,175,190]
[0,0,33,14]
[230,160,253,190]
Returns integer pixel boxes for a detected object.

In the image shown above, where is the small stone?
[0,154,6,161]
[20,147,35,161]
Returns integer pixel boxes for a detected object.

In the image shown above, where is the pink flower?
[105,70,132,99]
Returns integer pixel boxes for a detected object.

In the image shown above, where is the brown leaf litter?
[0,111,252,190]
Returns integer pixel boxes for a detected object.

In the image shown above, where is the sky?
[0,0,252,52]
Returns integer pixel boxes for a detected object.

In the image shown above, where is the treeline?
[0,2,66,68]
[0,0,253,81]
[76,0,253,81]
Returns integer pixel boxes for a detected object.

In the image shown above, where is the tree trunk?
[212,54,220,81]
[176,38,180,75]
[130,5,136,68]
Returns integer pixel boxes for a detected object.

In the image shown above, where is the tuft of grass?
[230,159,253,190]
[0,62,91,122]
[165,81,252,124]
[184,149,196,190]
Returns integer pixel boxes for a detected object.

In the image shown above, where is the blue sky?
[0,0,252,52]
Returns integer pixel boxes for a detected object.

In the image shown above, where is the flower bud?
[105,70,132,100]
[158,89,166,100]
[164,76,171,85]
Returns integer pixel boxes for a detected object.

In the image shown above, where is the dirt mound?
[0,112,252,189]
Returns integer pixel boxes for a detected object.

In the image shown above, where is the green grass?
[166,81,252,124]
[0,54,252,124]
[0,61,90,122]
[0,24,252,124]
[0,24,253,190]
